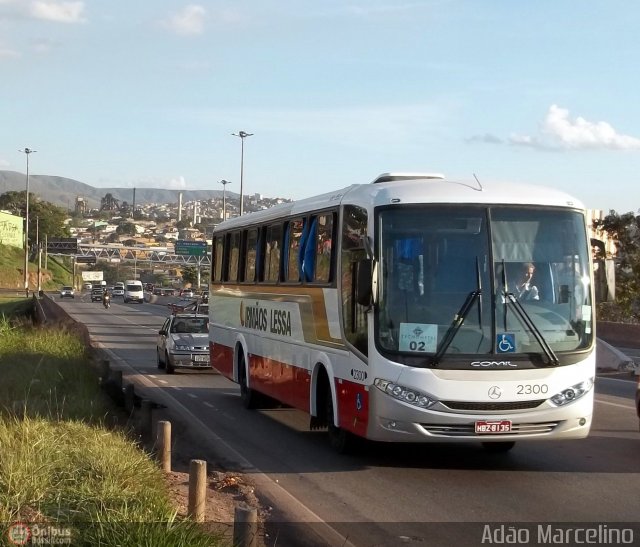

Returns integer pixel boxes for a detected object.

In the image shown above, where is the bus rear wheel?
[482,441,516,453]
[239,354,258,409]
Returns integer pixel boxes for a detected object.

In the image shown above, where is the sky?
[1,0,640,213]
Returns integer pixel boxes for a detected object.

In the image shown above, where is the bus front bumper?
[365,388,593,443]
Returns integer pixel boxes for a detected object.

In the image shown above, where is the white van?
[124,280,144,304]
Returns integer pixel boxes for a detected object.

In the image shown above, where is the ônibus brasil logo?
[7,522,31,545]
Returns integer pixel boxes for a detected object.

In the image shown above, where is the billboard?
[0,211,24,248]
[81,271,104,281]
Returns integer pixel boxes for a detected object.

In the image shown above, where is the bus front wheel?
[326,391,354,454]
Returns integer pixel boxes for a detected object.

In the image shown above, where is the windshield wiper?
[430,257,483,366]
[503,292,559,366]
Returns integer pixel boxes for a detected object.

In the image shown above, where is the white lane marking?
[188,393,198,399]
[598,376,638,384]
[595,398,635,410]
[157,379,169,384]
[172,386,182,391]
[203,402,215,408]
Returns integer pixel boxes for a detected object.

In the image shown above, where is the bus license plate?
[475,420,512,434]
[193,355,209,363]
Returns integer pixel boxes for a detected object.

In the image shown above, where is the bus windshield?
[376,205,592,363]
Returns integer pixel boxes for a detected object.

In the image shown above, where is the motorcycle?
[103,294,111,309]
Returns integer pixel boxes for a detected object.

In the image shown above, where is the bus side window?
[341,205,368,356]
[264,223,282,283]
[228,231,241,282]
[244,228,258,283]
[286,218,305,282]
[212,236,224,284]
[300,217,317,282]
[314,213,335,283]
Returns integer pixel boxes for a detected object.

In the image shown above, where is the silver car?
[60,286,75,299]
[156,313,210,373]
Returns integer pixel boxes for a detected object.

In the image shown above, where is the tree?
[594,210,640,321]
[116,222,136,236]
[0,190,70,245]
[181,265,197,285]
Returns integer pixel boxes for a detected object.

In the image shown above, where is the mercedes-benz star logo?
[488,386,502,399]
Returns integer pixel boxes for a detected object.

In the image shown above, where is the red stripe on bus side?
[249,354,311,412]
[335,379,369,437]
[212,342,233,378]
[212,342,368,436]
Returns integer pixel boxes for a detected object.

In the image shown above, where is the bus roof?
[214,173,585,232]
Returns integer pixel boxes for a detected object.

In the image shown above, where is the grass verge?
[0,244,72,290]
[0,301,222,546]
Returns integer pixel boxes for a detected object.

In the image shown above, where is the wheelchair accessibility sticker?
[497,333,516,353]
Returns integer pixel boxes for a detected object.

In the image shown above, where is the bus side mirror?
[356,259,373,306]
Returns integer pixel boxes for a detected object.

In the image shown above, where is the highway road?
[55,292,640,547]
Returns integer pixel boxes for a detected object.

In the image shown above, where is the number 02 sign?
[398,323,437,353]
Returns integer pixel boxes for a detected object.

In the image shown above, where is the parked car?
[156,313,210,374]
[60,286,75,299]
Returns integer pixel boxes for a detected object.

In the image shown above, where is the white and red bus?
[209,173,595,452]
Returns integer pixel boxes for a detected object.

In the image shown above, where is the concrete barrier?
[596,338,637,373]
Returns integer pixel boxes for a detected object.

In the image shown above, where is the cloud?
[29,1,86,23]
[511,105,640,151]
[344,2,429,16]
[466,133,502,145]
[167,176,188,189]
[163,4,206,35]
[0,46,20,59]
[31,37,60,53]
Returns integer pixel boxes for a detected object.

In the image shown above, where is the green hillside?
[0,244,72,290]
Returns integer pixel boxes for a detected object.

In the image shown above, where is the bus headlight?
[374,379,437,409]
[550,378,594,406]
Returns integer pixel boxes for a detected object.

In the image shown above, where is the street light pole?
[219,179,232,220]
[36,216,42,295]
[19,147,37,297]
[231,131,253,215]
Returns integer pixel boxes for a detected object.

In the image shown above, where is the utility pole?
[19,147,37,297]
[36,216,42,295]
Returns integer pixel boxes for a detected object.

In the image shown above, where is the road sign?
[48,237,78,254]
[175,240,208,256]
[75,255,97,264]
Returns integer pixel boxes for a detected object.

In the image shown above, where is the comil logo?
[7,522,31,545]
